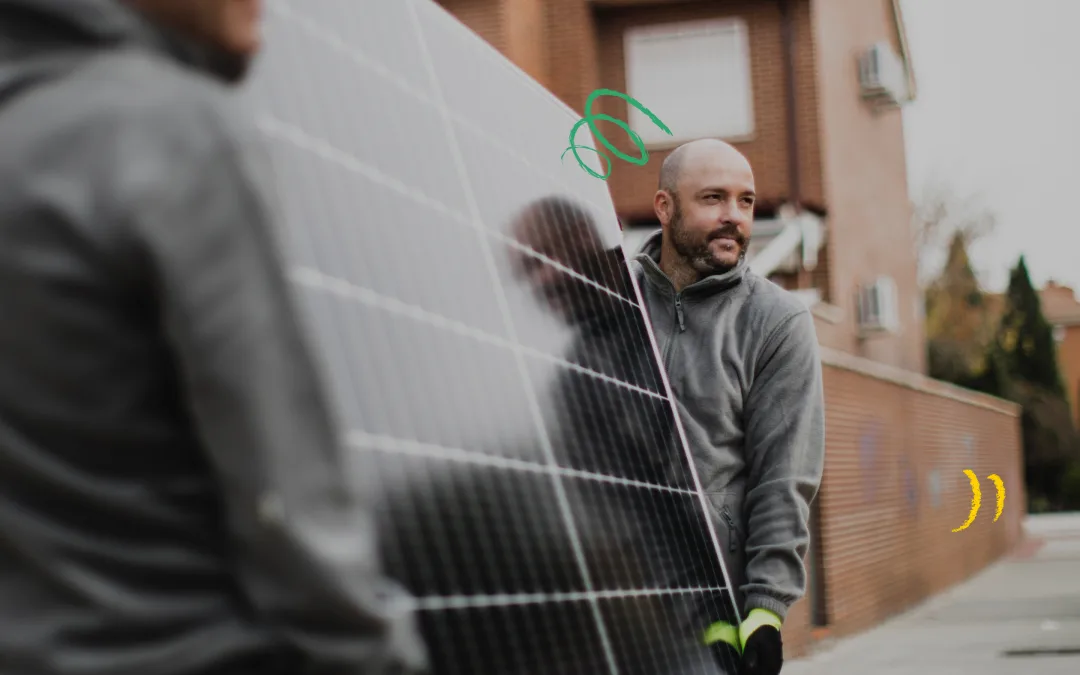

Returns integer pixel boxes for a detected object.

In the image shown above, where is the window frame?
[622,17,757,149]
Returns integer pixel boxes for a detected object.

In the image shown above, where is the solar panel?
[244,1,742,673]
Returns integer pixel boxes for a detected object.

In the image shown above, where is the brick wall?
[438,0,505,52]
[780,348,1025,657]
[438,0,550,85]
[1039,282,1080,424]
[545,0,603,111]
[1058,325,1080,424]
[504,0,549,84]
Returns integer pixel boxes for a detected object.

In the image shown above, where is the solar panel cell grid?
[245,1,742,673]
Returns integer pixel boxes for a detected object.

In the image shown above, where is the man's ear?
[653,190,672,226]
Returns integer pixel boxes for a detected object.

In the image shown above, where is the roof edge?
[890,0,917,101]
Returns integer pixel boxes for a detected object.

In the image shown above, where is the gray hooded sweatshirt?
[0,0,424,673]
[632,230,826,622]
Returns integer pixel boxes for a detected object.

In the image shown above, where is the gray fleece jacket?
[632,230,826,622]
[0,0,424,672]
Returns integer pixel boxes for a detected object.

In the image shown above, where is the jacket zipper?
[661,292,685,373]
[721,509,739,553]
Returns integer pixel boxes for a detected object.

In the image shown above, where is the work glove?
[704,608,784,675]
[738,609,783,674]
[704,619,742,673]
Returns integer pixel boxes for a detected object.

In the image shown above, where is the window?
[623,18,755,146]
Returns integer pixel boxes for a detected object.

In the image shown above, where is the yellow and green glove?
[703,609,784,675]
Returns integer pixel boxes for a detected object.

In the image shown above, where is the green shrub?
[1029,494,1051,513]
[1060,462,1080,511]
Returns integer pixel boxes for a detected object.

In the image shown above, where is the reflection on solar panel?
[245,1,741,673]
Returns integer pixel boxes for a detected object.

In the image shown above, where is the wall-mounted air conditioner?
[858,42,908,107]
[856,276,900,335]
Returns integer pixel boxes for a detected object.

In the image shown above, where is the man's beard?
[204,44,255,83]
[668,196,749,276]
[136,10,257,85]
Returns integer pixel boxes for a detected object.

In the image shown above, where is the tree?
[1012,382,1080,511]
[914,184,1002,393]
[990,257,1080,510]
[1061,461,1080,511]
[924,232,998,389]
[915,188,1080,510]
[992,257,1066,397]
[912,182,997,288]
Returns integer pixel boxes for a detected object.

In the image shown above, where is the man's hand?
[704,620,741,673]
[704,609,784,674]
[738,609,783,675]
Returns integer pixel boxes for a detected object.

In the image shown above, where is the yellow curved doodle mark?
[986,474,1005,522]
[952,470,1006,532]
[952,469,982,533]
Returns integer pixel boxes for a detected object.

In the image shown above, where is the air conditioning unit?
[856,276,900,335]
[858,42,908,107]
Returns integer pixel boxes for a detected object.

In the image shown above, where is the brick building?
[436,0,1025,659]
[1034,281,1080,424]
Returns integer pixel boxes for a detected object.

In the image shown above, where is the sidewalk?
[784,512,1080,675]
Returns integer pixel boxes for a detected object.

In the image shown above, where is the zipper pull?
[722,511,738,553]
[675,295,686,332]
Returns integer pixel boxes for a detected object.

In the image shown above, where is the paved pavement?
[784,512,1080,675]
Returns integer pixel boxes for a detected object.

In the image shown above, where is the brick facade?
[1038,281,1080,424]
[1058,325,1080,423]
[812,0,925,374]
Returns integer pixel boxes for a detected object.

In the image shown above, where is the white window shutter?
[623,19,755,145]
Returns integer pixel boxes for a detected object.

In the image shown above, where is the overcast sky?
[901,0,1080,293]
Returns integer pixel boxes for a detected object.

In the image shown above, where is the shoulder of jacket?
[742,273,813,334]
[46,49,256,162]
[744,273,808,314]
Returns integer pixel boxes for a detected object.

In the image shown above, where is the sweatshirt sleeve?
[126,98,427,674]
[739,308,825,620]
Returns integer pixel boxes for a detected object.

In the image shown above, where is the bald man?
[631,139,826,675]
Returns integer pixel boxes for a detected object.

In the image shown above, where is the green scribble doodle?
[561,88,673,180]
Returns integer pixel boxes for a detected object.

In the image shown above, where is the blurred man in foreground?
[0,1,425,673]
[633,139,826,675]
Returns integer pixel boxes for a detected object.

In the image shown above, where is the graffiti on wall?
[899,454,918,516]
[927,469,942,509]
[858,419,884,503]
[952,470,1006,533]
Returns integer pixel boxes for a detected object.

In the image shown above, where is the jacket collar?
[634,228,748,298]
[0,0,229,80]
